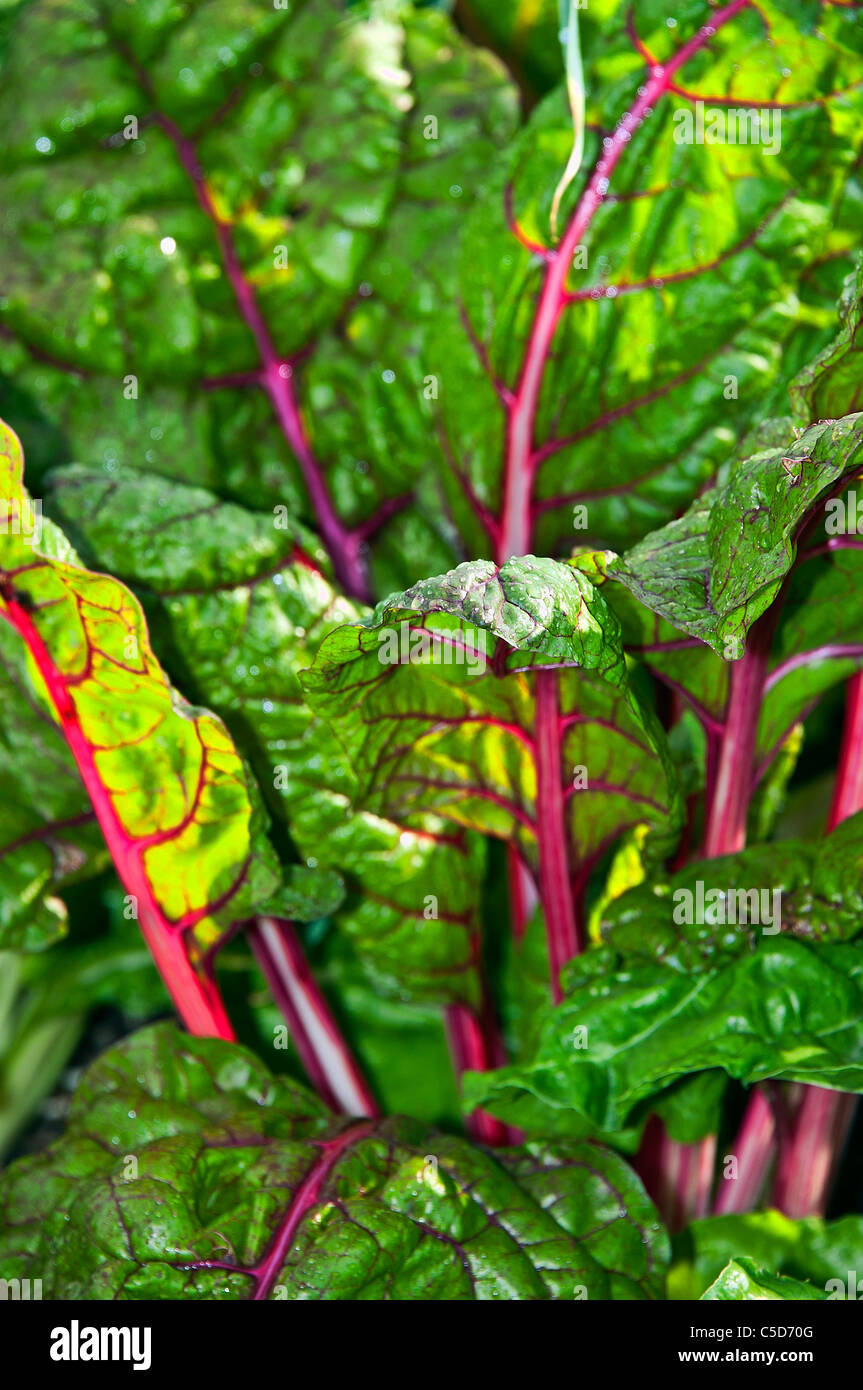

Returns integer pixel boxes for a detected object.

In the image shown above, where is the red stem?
[1,597,233,1040]
[495,0,750,563]
[638,1117,717,1232]
[702,613,776,858]
[445,999,517,1146]
[506,846,538,942]
[713,1088,776,1215]
[827,671,863,830]
[768,671,863,1216]
[249,917,380,1117]
[534,668,580,999]
[646,612,777,1221]
[771,1086,857,1217]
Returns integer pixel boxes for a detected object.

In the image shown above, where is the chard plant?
[0,0,862,1301]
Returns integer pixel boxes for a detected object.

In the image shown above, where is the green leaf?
[45,465,487,1005]
[791,257,863,422]
[301,555,681,886]
[433,1,863,564]
[0,1021,669,1300]
[463,936,863,1136]
[610,414,863,657]
[0,0,517,594]
[0,623,107,950]
[701,1257,826,1302]
[0,421,288,1034]
[600,809,863,971]
[670,1209,863,1301]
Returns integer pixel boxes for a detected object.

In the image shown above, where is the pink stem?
[445,999,517,1146]
[638,1117,717,1231]
[771,1087,857,1217]
[702,613,776,858]
[507,846,538,942]
[495,0,750,563]
[827,671,863,829]
[647,613,777,1220]
[713,1089,776,1214]
[1,597,234,1040]
[769,672,863,1216]
[155,115,370,603]
[534,668,580,998]
[250,917,380,1117]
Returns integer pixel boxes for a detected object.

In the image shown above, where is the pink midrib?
[155,115,369,603]
[534,668,579,996]
[3,594,234,1040]
[496,0,751,563]
[251,1120,376,1300]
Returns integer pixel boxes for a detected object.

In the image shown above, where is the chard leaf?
[0,0,517,596]
[671,1210,863,1301]
[463,937,863,1136]
[0,1022,669,1300]
[609,414,863,657]
[790,258,863,422]
[46,465,487,1005]
[433,1,863,564]
[600,809,863,971]
[701,1257,826,1301]
[301,557,681,956]
[0,625,107,950]
[0,421,290,1035]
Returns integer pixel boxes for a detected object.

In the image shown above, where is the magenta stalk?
[250,916,380,1118]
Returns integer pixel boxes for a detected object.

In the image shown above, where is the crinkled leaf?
[0,1022,669,1300]
[600,810,863,972]
[610,414,863,657]
[0,0,517,594]
[791,258,863,422]
[301,556,681,881]
[463,936,863,1136]
[0,421,294,1030]
[433,1,863,564]
[701,1257,826,1302]
[46,464,486,1005]
[670,1210,863,1301]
